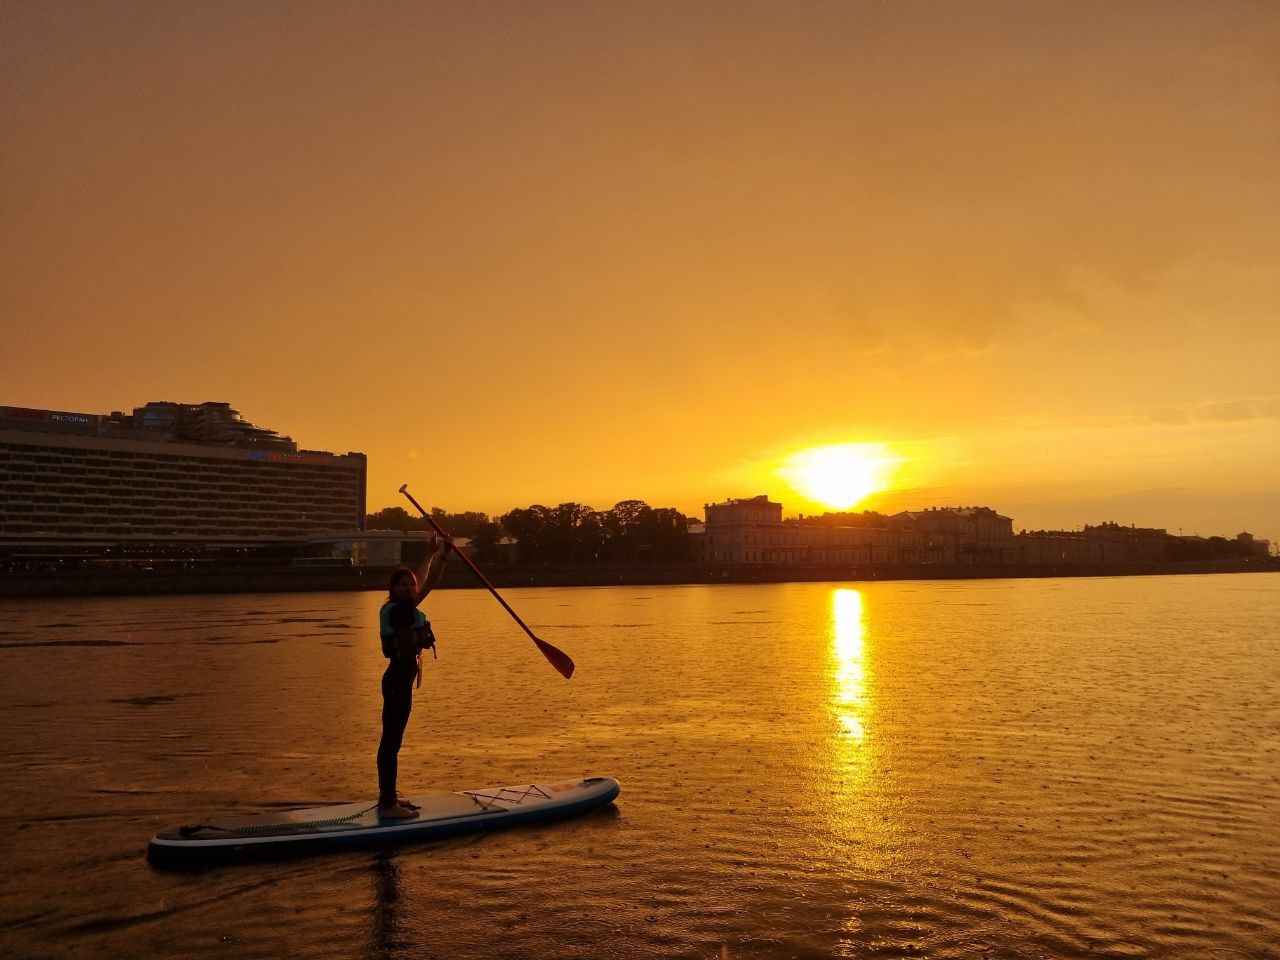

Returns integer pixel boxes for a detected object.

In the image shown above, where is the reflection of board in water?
[147,777,620,866]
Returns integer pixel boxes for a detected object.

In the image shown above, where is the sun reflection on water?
[831,588,867,741]
[823,585,895,873]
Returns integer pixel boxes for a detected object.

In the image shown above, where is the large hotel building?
[0,402,365,557]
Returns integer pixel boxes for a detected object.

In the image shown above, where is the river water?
[1,574,1278,959]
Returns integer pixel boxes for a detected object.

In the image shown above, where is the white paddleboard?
[148,776,620,865]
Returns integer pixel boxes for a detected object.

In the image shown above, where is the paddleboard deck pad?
[148,776,620,865]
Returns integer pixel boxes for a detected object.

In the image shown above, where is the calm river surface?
[2,574,1278,959]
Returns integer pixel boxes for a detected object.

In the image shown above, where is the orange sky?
[3,5,1278,540]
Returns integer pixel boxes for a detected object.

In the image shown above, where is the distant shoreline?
[2,558,1276,598]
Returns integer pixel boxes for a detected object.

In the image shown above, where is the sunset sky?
[4,4,1278,540]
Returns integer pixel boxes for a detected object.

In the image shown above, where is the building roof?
[894,506,1012,522]
[1,401,309,453]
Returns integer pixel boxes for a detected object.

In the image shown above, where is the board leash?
[178,802,381,839]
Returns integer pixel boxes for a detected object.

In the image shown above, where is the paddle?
[398,484,576,679]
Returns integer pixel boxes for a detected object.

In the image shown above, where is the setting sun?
[781,443,899,510]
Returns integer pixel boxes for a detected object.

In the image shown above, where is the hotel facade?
[0,402,366,555]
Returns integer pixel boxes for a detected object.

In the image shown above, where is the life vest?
[379,602,431,659]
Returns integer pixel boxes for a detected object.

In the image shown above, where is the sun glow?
[781,443,898,510]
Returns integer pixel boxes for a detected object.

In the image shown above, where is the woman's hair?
[388,566,417,596]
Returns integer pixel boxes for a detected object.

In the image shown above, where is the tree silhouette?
[500,499,692,564]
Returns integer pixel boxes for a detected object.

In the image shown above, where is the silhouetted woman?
[376,537,450,819]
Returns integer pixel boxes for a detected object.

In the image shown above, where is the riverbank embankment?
[1,558,1276,597]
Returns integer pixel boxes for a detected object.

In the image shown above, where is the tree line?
[366,500,694,565]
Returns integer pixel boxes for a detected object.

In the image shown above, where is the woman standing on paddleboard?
[377,536,451,820]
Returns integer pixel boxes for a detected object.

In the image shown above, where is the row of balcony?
[2,486,356,500]
[1,455,359,473]
[2,484,357,498]
[3,504,355,519]
[3,492,356,505]
[34,469,359,484]
[0,442,356,463]
[1,521,350,537]
[5,480,353,497]
[0,451,360,475]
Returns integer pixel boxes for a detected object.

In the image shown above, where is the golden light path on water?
[831,588,867,742]
[823,584,896,891]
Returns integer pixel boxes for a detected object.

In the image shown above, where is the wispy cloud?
[1150,396,1279,426]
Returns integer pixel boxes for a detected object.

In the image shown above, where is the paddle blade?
[535,637,576,679]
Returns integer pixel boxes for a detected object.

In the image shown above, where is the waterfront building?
[1235,532,1272,558]
[698,497,1244,568]
[702,496,783,562]
[0,402,366,558]
[890,506,1014,564]
[895,506,1014,545]
[1012,523,1172,565]
[701,497,1014,566]
[1081,522,1169,562]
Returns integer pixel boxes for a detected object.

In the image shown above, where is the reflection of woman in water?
[370,853,403,958]
[377,537,450,820]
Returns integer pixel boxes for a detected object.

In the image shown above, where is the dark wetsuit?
[377,601,425,803]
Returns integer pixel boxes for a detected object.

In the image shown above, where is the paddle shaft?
[398,485,574,678]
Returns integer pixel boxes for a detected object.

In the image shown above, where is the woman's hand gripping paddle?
[399,485,576,679]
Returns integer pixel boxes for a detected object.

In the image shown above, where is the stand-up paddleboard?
[148,776,620,866]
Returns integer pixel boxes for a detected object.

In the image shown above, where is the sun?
[780,443,898,510]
